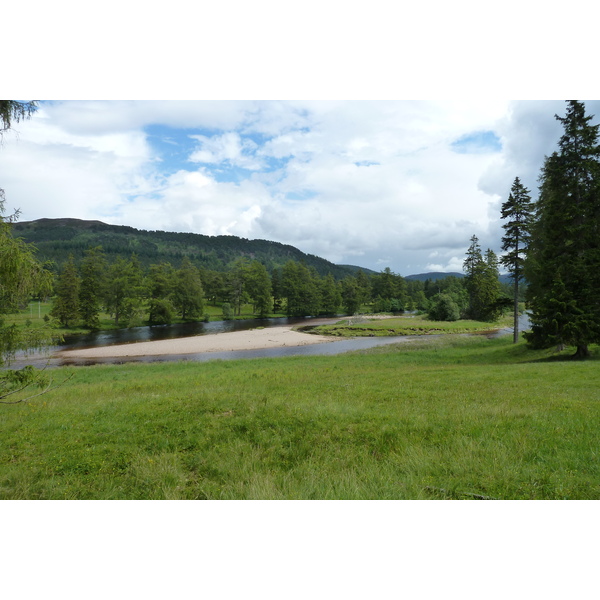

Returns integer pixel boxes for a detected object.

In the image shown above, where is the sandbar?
[56,325,338,359]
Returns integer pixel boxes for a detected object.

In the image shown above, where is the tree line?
[50,249,484,328]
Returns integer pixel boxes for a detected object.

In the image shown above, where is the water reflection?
[8,312,532,369]
[59,316,327,350]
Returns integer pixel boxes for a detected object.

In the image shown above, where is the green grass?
[1,334,599,499]
[4,302,289,339]
[311,314,512,337]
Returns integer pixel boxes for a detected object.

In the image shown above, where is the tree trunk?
[513,278,519,344]
[573,344,590,360]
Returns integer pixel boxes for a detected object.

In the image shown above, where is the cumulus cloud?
[188,132,263,170]
[2,99,590,275]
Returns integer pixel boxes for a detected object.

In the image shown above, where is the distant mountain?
[405,271,513,284]
[13,218,370,279]
[405,272,464,282]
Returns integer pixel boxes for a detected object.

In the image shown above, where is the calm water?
[8,313,531,368]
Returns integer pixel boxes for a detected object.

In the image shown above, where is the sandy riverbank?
[56,325,338,359]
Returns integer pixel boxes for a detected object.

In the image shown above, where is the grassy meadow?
[1,332,599,500]
[310,314,512,336]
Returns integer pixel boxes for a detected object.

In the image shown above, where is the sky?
[4,99,599,276]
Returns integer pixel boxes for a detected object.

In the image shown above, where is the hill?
[406,271,513,284]
[405,271,464,282]
[12,218,375,279]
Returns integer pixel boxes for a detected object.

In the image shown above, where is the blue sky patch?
[451,130,502,154]
[354,160,380,167]
[286,189,318,201]
[144,124,203,174]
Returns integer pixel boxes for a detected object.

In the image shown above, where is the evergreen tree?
[500,177,534,342]
[173,257,204,320]
[244,260,272,318]
[355,270,372,306]
[318,273,342,315]
[104,255,145,327]
[226,258,250,316]
[341,276,362,315]
[270,268,284,313]
[148,262,176,324]
[281,261,320,317]
[463,236,502,321]
[51,254,80,327]
[79,246,107,329]
[524,101,600,358]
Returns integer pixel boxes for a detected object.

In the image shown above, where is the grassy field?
[4,301,289,339]
[1,332,599,500]
[310,314,512,337]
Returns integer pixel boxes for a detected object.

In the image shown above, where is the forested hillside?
[13,218,372,279]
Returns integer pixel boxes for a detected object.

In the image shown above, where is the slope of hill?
[13,218,373,279]
[405,272,464,282]
[406,271,513,284]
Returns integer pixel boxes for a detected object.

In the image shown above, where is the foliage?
[427,293,460,321]
[221,302,234,320]
[318,273,342,315]
[281,261,320,317]
[50,254,80,327]
[0,101,65,403]
[244,260,273,318]
[172,257,204,320]
[524,101,600,358]
[79,246,107,329]
[0,101,38,139]
[500,177,534,343]
[13,217,367,279]
[103,255,145,327]
[463,235,503,321]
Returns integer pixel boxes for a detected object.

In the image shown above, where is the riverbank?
[56,325,337,359]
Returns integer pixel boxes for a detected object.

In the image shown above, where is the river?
[7,313,531,369]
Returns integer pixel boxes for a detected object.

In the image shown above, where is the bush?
[428,294,460,322]
[149,298,176,325]
[221,303,234,320]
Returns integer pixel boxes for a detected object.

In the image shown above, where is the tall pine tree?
[51,254,80,327]
[500,177,534,343]
[524,101,600,358]
[79,246,107,329]
[463,235,502,321]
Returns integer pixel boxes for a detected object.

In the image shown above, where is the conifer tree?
[104,255,146,327]
[148,262,176,324]
[500,177,534,343]
[244,260,272,318]
[463,236,502,321]
[51,254,80,327]
[524,101,600,358]
[79,246,107,329]
[173,257,204,320]
[318,273,342,315]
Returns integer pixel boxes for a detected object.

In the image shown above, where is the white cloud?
[188,132,263,170]
[2,99,586,275]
